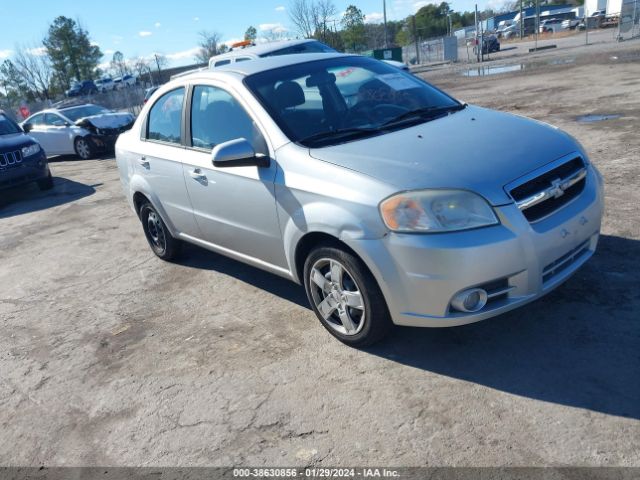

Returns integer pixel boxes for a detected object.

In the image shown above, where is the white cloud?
[112,35,123,44]
[139,31,153,37]
[104,49,115,55]
[193,16,200,22]
[275,5,285,11]
[0,49,12,59]
[166,47,201,60]
[26,47,47,56]
[389,0,436,18]
[154,22,161,28]
[365,12,385,23]
[90,41,100,47]
[259,23,288,33]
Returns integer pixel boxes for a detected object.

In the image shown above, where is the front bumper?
[346,164,604,327]
[89,134,120,151]
[0,151,49,191]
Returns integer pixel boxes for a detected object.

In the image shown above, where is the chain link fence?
[1,84,148,123]
[402,36,459,65]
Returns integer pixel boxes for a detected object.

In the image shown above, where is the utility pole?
[585,4,589,45]
[534,0,539,51]
[383,0,389,48]
[475,4,481,62]
[412,15,420,64]
[519,0,524,39]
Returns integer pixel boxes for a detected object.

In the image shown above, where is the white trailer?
[607,0,623,14]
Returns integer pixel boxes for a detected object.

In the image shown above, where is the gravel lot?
[1,40,639,467]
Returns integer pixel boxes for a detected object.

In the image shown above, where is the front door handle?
[138,157,150,168]
[189,168,207,181]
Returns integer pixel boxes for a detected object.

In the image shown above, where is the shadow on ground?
[367,234,640,420]
[0,176,100,219]
[176,243,309,308]
[178,234,638,419]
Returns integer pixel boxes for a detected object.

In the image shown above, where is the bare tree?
[289,0,337,40]
[10,45,53,100]
[110,51,129,77]
[289,0,315,38]
[195,30,222,63]
[261,28,289,42]
[133,56,151,78]
[312,0,337,42]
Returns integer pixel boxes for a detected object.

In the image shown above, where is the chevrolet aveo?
[116,53,604,347]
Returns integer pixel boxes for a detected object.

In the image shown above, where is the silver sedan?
[115,53,604,346]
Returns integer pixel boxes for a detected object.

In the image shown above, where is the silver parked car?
[116,53,604,346]
[22,104,135,159]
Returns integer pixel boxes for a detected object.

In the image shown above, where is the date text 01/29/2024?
[232,468,400,477]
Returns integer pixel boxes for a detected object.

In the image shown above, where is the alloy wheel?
[309,258,366,336]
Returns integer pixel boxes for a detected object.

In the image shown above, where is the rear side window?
[147,88,185,144]
[214,59,231,67]
[29,114,45,125]
[44,113,66,126]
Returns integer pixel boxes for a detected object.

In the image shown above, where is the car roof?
[201,52,355,78]
[212,39,325,60]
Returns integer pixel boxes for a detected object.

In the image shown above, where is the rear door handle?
[138,157,150,168]
[189,168,207,181]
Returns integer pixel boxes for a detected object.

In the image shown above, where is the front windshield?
[60,105,110,122]
[0,114,22,135]
[244,56,461,147]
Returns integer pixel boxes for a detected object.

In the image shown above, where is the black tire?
[74,136,94,160]
[37,171,54,191]
[303,244,392,347]
[139,201,181,260]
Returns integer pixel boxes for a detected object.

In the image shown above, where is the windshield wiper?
[299,127,379,146]
[382,104,466,127]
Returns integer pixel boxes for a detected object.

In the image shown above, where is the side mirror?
[22,122,33,133]
[211,138,269,168]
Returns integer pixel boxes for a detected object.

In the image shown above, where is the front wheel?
[303,245,392,347]
[37,171,54,191]
[139,202,181,260]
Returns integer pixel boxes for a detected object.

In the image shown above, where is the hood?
[75,111,135,130]
[0,132,35,150]
[308,105,579,205]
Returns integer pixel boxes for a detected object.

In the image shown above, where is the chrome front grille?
[542,239,590,283]
[509,157,587,222]
[0,150,23,167]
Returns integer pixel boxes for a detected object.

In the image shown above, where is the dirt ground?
[1,40,639,467]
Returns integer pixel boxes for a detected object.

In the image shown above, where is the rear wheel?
[303,245,392,347]
[139,201,181,260]
[74,137,94,160]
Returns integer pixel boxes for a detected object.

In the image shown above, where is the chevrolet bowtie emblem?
[549,178,566,199]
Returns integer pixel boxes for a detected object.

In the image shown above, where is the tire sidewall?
[303,245,389,347]
[74,137,93,160]
[140,203,168,257]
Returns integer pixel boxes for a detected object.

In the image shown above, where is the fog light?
[451,288,488,313]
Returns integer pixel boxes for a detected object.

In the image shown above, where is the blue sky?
[0,0,494,69]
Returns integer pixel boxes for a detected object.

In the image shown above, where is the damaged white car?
[22,104,135,159]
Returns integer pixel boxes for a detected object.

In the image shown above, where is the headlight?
[379,189,499,233]
[21,143,41,158]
